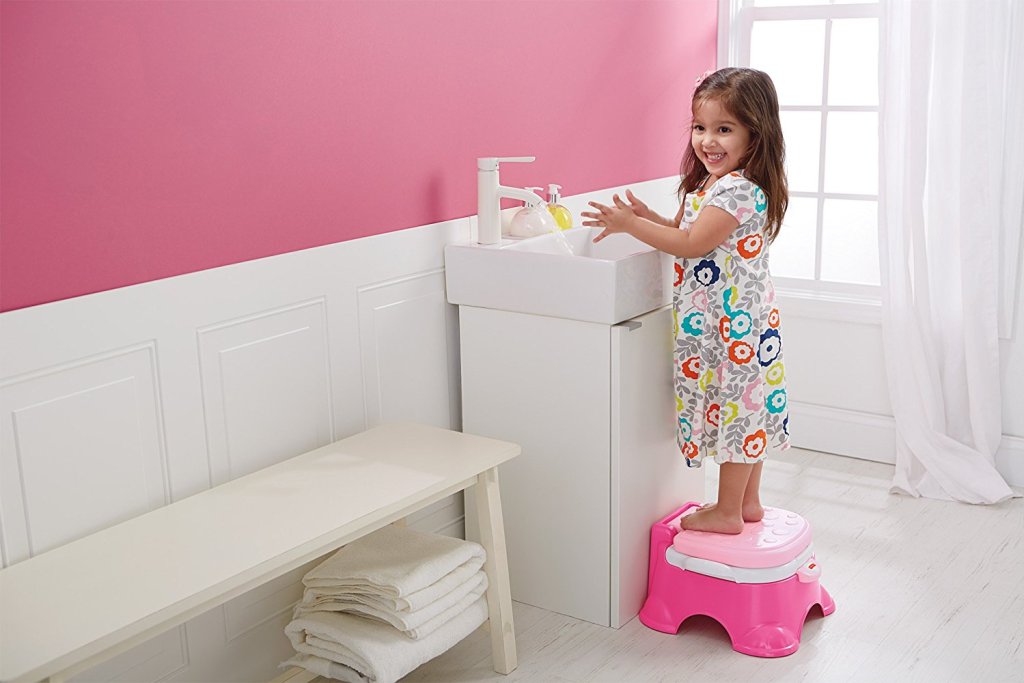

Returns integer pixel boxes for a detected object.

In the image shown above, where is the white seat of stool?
[665,543,815,584]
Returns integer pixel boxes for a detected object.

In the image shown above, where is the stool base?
[639,505,835,658]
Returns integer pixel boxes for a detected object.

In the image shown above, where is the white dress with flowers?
[673,170,790,467]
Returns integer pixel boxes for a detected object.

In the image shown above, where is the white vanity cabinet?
[460,304,704,628]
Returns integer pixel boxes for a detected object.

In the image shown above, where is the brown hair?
[677,68,788,242]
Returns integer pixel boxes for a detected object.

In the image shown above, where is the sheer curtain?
[878,0,1022,504]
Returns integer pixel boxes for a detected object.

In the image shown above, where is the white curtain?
[878,0,1023,504]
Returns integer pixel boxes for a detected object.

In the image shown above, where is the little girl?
[582,67,790,535]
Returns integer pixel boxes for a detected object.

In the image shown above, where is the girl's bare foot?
[742,502,764,522]
[694,502,764,523]
[679,507,745,534]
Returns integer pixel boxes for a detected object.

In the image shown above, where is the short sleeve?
[704,173,767,225]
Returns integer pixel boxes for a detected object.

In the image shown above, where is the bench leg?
[474,467,517,674]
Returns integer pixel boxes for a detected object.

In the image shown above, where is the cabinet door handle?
[618,320,643,331]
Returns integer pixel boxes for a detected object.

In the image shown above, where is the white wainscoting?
[0,343,170,565]
[0,176,1019,682]
[357,269,462,432]
[995,435,1024,492]
[0,215,474,682]
[74,629,189,683]
[197,298,334,484]
[776,284,1024,488]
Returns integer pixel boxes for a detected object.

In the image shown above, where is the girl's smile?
[691,98,751,180]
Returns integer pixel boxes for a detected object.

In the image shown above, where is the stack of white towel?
[283,524,489,683]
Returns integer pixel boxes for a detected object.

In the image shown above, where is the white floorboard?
[399,448,1024,683]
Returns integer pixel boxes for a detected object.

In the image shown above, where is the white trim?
[776,287,882,324]
[733,0,883,292]
[782,105,878,113]
[789,401,1024,489]
[995,435,1024,490]
[748,3,880,22]
[737,1,753,66]
[814,14,831,281]
[788,400,895,465]
[791,191,878,201]
[718,0,744,68]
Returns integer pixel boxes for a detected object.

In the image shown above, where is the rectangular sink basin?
[445,227,672,325]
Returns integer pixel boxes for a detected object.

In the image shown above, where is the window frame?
[719,0,882,309]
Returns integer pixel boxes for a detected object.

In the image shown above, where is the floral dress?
[674,171,790,467]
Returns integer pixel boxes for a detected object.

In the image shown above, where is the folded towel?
[283,654,364,683]
[283,595,488,683]
[295,571,488,639]
[399,576,486,640]
[304,552,485,613]
[303,525,486,601]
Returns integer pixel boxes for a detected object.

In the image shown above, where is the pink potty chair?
[639,502,835,657]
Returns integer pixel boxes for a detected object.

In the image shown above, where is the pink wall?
[0,0,717,311]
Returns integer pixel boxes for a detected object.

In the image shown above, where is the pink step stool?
[638,502,835,658]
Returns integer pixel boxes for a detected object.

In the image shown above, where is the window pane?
[780,111,821,193]
[820,199,879,285]
[828,19,879,105]
[750,21,825,106]
[824,112,877,194]
[770,197,817,280]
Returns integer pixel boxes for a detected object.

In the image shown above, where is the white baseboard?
[788,401,897,465]
[789,401,1024,488]
[996,434,1024,490]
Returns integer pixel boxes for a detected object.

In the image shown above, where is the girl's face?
[691,98,752,179]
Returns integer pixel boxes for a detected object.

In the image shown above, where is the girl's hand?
[623,189,656,222]
[624,189,677,226]
[581,194,637,243]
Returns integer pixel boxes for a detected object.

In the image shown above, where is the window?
[722,0,881,296]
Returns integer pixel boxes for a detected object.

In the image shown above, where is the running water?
[548,226,576,256]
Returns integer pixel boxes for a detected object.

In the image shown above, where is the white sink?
[445,227,672,325]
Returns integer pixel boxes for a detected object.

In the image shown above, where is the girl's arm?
[582,194,737,259]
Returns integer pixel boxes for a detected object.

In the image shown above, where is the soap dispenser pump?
[509,187,559,237]
[547,184,573,231]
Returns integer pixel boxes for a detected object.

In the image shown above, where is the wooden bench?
[0,423,520,683]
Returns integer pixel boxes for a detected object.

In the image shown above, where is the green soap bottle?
[547,184,573,231]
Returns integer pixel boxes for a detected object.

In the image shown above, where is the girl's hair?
[678,67,788,242]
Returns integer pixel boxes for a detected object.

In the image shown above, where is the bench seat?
[0,422,520,683]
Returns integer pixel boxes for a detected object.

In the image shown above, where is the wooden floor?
[404,448,1024,683]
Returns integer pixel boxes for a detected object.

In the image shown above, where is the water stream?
[549,226,576,256]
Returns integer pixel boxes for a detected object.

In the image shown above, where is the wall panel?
[357,271,460,431]
[0,344,168,565]
[198,300,333,483]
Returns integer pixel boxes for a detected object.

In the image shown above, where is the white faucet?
[477,156,547,245]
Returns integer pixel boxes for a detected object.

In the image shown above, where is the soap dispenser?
[509,187,559,237]
[547,184,573,231]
